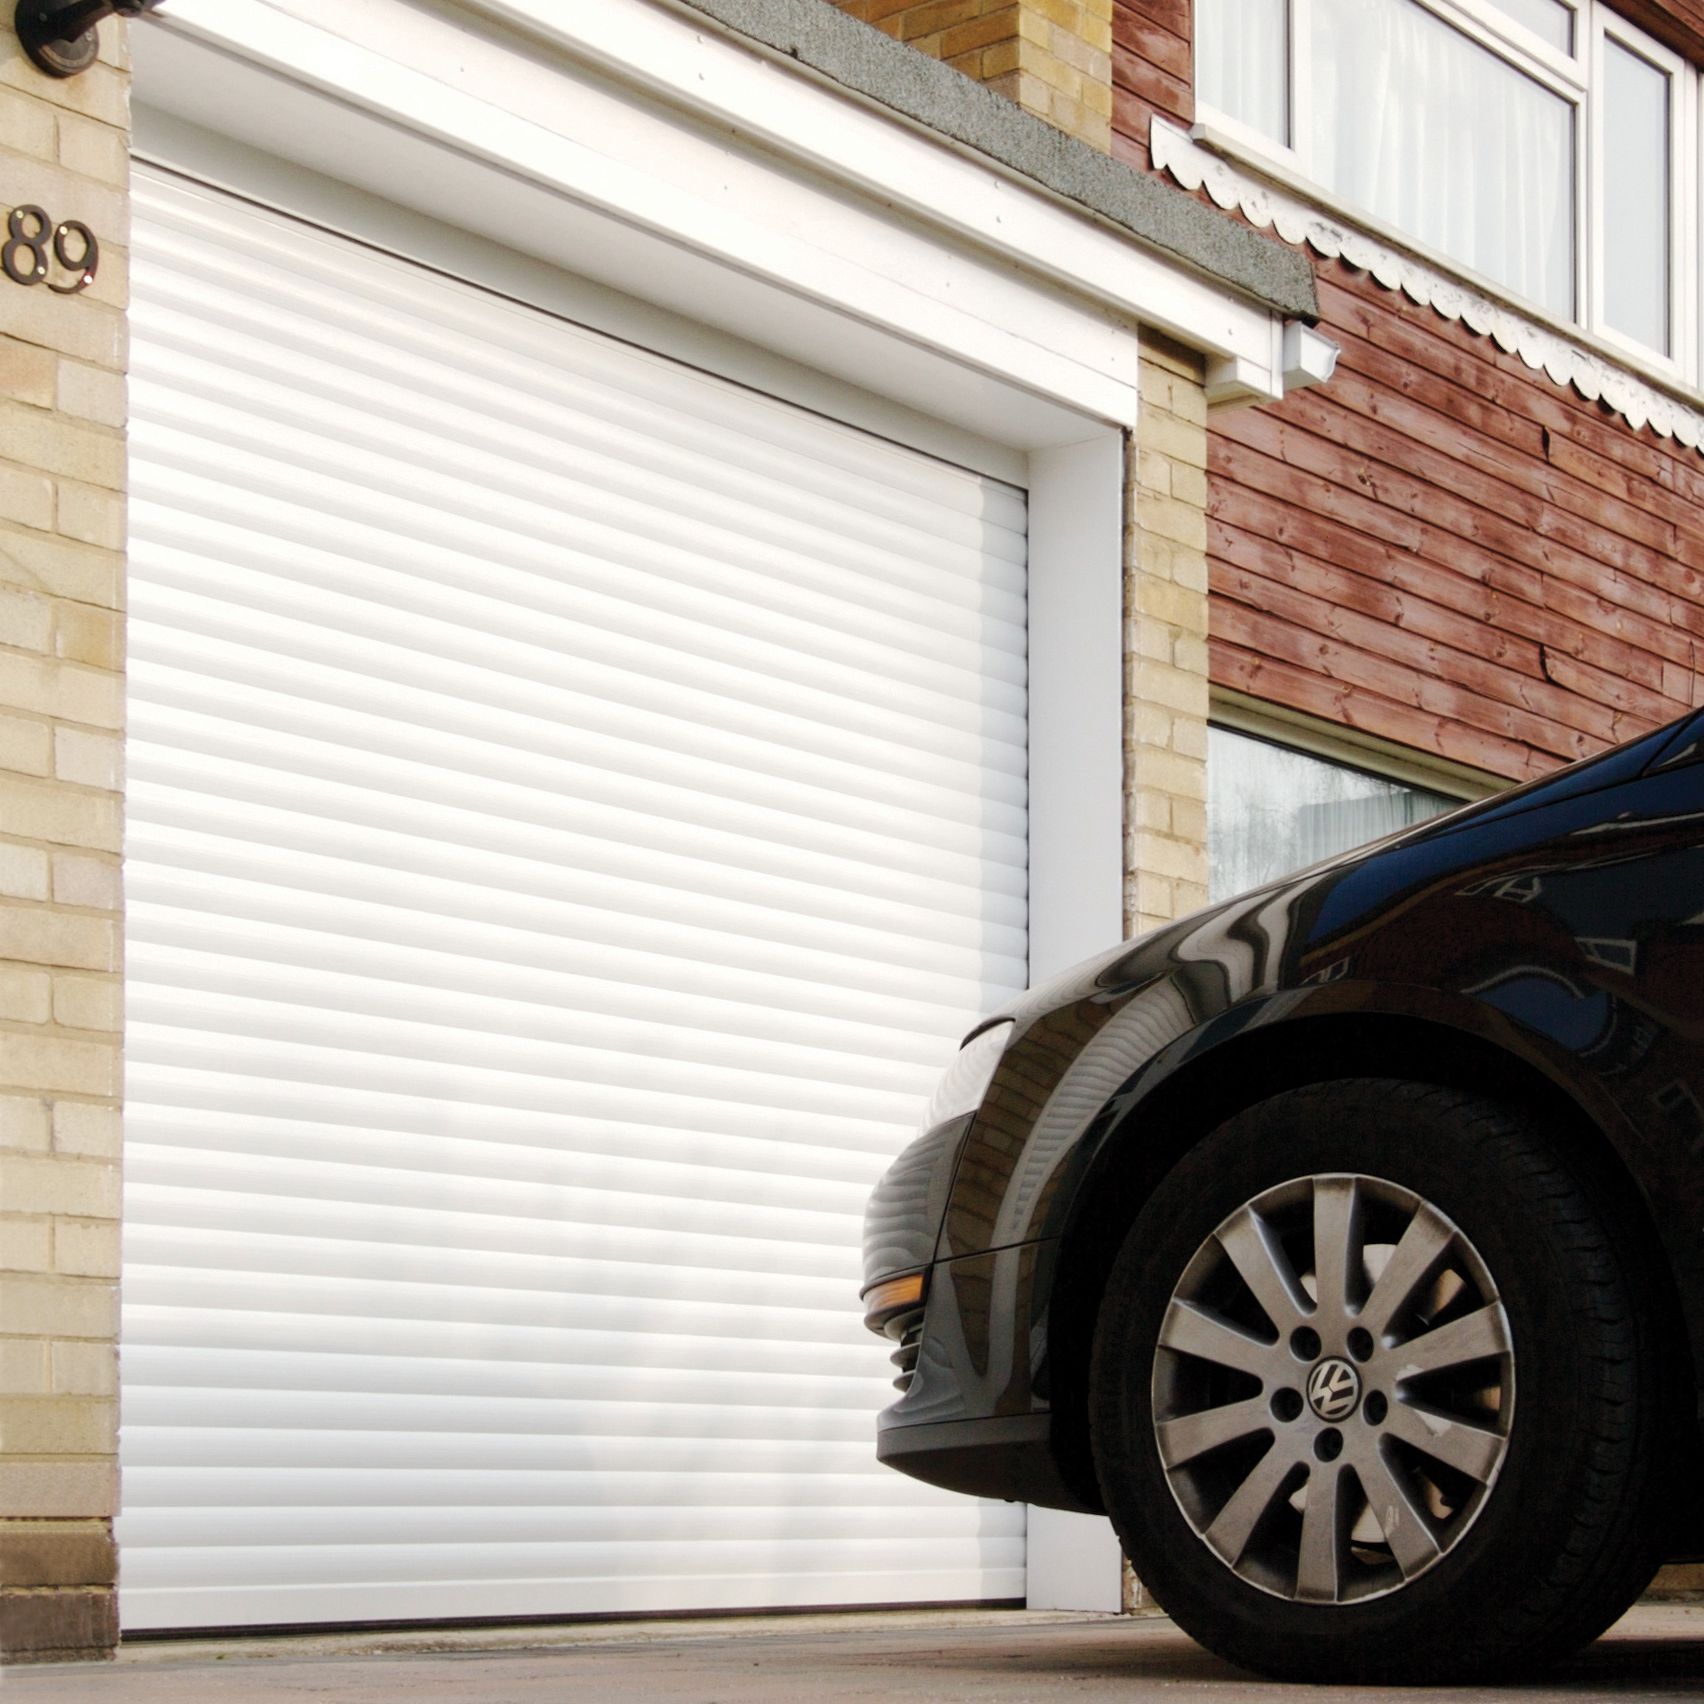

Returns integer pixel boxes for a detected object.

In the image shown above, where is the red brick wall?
[1110,0,1190,171]
[1210,262,1704,783]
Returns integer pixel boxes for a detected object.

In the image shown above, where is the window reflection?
[1208,726,1459,902]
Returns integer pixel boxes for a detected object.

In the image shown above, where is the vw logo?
[1306,1358,1362,1422]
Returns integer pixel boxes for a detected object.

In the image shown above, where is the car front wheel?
[1089,1078,1669,1683]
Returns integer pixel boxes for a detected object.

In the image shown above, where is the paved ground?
[11,1603,1704,1702]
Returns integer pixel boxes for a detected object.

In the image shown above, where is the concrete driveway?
[10,1604,1704,1702]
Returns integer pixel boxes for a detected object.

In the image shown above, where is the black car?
[862,707,1704,1683]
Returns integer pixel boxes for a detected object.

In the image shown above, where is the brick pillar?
[1124,331,1209,936]
[1120,336,1209,1614]
[831,0,1115,151]
[0,10,129,1667]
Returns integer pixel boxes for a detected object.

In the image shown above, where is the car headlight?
[921,1021,1012,1131]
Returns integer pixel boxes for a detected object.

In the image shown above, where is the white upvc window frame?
[1191,0,1305,174]
[1216,0,1589,156]
[1589,11,1699,380]
[1188,0,1305,168]
[1196,0,1703,391]
[1210,690,1500,803]
[1463,0,1582,76]
[1204,712,1484,906]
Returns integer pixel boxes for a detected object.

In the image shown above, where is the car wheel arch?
[1041,1007,1696,1536]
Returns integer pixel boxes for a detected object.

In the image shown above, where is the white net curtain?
[1207,726,1459,903]
[1198,0,1576,318]
[1197,0,1289,146]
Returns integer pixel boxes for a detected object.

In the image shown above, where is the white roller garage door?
[118,167,1030,1630]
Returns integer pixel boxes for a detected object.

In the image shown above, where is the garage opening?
[119,168,1030,1630]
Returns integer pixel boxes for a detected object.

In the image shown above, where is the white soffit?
[135,0,1291,443]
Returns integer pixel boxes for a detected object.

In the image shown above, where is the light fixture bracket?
[15,0,164,79]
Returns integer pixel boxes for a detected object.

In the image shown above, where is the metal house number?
[2,205,99,294]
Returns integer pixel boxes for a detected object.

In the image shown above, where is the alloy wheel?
[1152,1172,1514,1604]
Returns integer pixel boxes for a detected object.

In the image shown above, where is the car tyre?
[1089,1078,1670,1683]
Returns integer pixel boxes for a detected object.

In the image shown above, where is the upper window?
[1488,0,1574,52]
[1197,0,1701,379]
[1599,29,1673,352]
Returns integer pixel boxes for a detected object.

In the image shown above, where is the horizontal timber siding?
[1210,262,1704,783]
[1614,0,1704,64]
[1078,1,1701,787]
[1110,0,1190,171]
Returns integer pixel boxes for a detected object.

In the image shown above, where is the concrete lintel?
[661,0,1320,324]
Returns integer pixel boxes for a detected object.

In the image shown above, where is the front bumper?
[861,1110,973,1398]
[864,1233,1101,1514]
[863,1109,1096,1513]
[877,1412,1074,1506]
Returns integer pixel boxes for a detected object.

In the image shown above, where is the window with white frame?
[1196,0,1701,380]
[1207,725,1463,902]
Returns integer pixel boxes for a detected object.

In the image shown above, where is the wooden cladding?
[1613,0,1704,66]
[1110,0,1191,170]
[1105,0,1704,784]
[1210,262,1704,782]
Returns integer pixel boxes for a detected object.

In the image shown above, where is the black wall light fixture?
[16,0,165,78]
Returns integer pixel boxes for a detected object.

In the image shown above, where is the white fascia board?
[461,0,1277,368]
[148,0,1289,436]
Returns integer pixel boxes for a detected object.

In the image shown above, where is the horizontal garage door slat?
[121,168,1028,1630]
[128,386,1029,634]
[126,532,1027,763]
[124,1272,872,1341]
[123,715,1028,929]
[123,964,953,1103]
[126,211,1029,553]
[125,936,967,1071]
[120,1225,863,1300]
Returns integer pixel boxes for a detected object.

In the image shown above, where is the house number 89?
[3,205,99,294]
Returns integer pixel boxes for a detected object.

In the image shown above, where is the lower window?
[1208,725,1461,902]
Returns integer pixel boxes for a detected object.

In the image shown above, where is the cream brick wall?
[1114,333,1210,1613]
[0,9,128,1668]
[1125,332,1210,936]
[830,0,1114,151]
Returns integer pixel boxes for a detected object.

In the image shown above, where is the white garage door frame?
[127,0,1302,1617]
